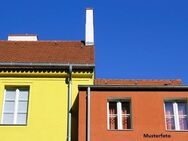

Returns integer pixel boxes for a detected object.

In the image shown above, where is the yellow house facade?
[0,8,95,141]
[0,67,94,141]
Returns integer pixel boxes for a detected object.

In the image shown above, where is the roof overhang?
[0,62,95,70]
[79,85,188,91]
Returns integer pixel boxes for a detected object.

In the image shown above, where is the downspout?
[67,65,72,141]
[87,87,91,141]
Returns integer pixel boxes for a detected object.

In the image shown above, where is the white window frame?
[1,87,29,125]
[164,100,188,131]
[107,99,131,130]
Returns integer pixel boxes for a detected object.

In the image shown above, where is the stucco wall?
[79,90,188,141]
[0,71,94,141]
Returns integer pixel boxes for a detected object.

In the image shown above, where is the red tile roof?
[95,79,183,86]
[0,41,94,64]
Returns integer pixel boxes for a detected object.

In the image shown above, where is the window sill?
[0,124,27,126]
[166,130,188,132]
[107,129,133,131]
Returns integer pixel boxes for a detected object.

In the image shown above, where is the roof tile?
[95,79,183,86]
[0,41,94,64]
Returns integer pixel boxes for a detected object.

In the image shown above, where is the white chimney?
[8,34,38,41]
[85,8,94,46]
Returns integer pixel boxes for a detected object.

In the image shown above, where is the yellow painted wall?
[0,71,94,141]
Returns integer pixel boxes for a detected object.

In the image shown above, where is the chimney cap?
[8,34,38,41]
[86,7,94,10]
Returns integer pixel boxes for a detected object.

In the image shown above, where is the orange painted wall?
[78,90,188,141]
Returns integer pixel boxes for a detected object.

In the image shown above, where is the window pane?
[122,102,131,129]
[179,116,188,130]
[165,116,175,130]
[5,89,16,100]
[19,89,29,100]
[165,102,175,130]
[109,102,117,114]
[18,101,28,113]
[178,102,187,115]
[109,102,117,129]
[17,113,27,124]
[122,115,131,129]
[178,102,188,130]
[122,102,130,114]
[2,113,14,124]
[165,102,174,115]
[109,115,117,129]
[4,101,15,113]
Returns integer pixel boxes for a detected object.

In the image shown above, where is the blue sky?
[0,0,188,84]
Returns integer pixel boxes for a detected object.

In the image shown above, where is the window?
[1,87,29,125]
[107,99,132,130]
[164,100,188,130]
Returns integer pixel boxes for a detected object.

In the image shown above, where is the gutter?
[87,87,91,141]
[0,62,95,69]
[67,65,72,141]
[64,64,94,141]
[78,85,188,91]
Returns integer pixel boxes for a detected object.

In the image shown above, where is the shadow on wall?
[71,94,79,141]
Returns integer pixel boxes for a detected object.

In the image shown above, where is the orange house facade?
[78,79,188,141]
